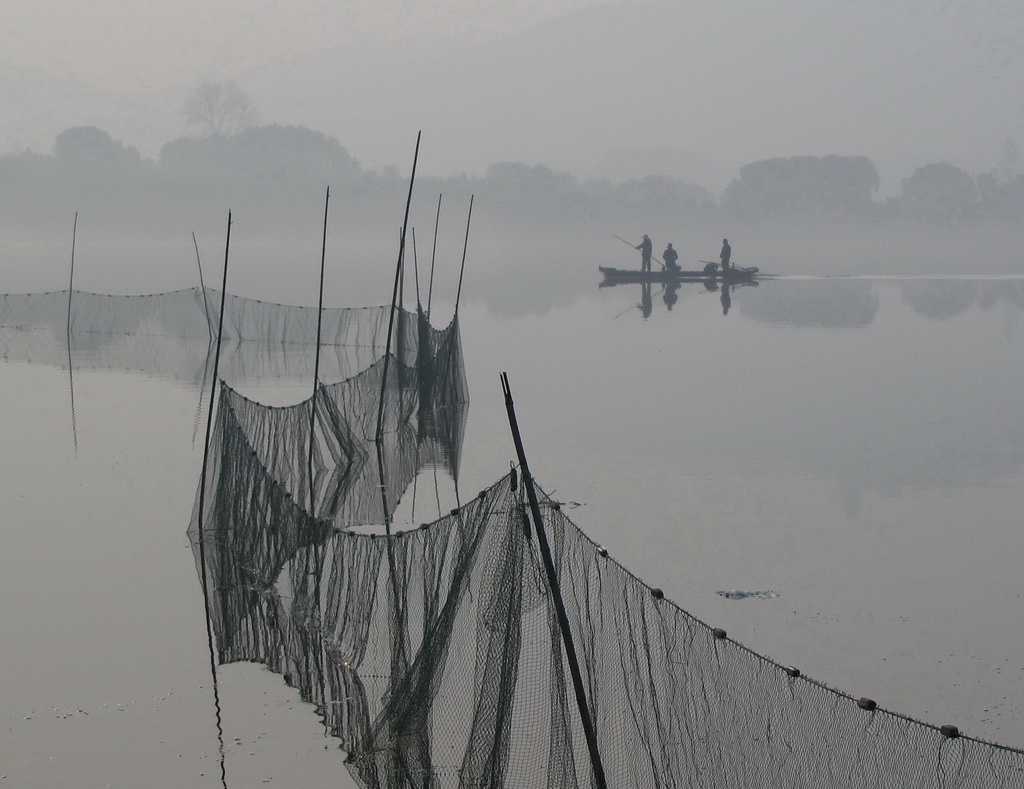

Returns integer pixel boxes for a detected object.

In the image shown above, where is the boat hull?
[599,265,759,283]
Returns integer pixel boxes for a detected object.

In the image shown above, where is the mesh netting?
[190,311,466,528]
[189,444,1024,786]
[0,288,438,382]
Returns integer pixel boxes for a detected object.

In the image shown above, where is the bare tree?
[183,80,258,137]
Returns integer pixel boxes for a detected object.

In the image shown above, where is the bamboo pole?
[307,186,332,739]
[67,212,78,455]
[195,211,233,789]
[500,372,607,789]
[66,212,77,336]
[412,227,421,307]
[376,131,421,453]
[427,192,441,321]
[192,232,214,342]
[308,187,330,512]
[454,194,473,316]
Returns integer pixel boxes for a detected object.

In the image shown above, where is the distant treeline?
[3,124,1024,229]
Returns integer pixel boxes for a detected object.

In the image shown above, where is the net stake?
[500,372,607,789]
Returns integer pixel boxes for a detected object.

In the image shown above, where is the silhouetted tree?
[484,162,577,196]
[899,162,977,219]
[159,124,360,181]
[183,80,257,137]
[999,136,1020,182]
[53,126,141,167]
[721,155,880,220]
[977,172,1024,220]
[617,175,715,211]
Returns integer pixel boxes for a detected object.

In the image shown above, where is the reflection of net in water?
[0,287,433,382]
[190,432,1024,785]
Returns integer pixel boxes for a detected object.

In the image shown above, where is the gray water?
[3,274,1024,786]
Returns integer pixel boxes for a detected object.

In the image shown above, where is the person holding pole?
[636,234,653,272]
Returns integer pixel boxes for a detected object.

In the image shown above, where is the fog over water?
[2,273,1024,786]
[4,1,1024,784]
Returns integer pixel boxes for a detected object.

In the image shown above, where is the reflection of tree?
[902,280,1024,319]
[739,279,879,329]
[978,280,1024,311]
[900,280,979,320]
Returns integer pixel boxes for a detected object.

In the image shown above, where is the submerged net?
[0,287,436,382]
[190,400,1024,787]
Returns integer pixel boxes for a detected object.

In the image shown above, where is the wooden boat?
[599,275,758,291]
[599,264,759,284]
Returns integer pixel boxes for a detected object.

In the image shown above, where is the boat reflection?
[603,276,757,317]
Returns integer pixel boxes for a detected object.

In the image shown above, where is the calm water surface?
[3,275,1024,786]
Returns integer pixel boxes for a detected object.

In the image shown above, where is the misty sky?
[4,0,1023,190]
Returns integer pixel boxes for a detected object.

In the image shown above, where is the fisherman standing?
[663,243,679,272]
[720,238,732,274]
[636,234,653,272]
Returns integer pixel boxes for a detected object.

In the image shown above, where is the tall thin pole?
[66,212,77,336]
[427,192,441,321]
[454,194,473,316]
[307,186,332,738]
[412,227,421,307]
[308,187,330,510]
[192,232,213,342]
[500,372,607,789]
[195,211,233,789]
[67,212,78,455]
[376,131,421,449]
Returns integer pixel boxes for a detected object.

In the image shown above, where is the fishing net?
[191,307,466,529]
[0,288,434,382]
[189,403,1024,787]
